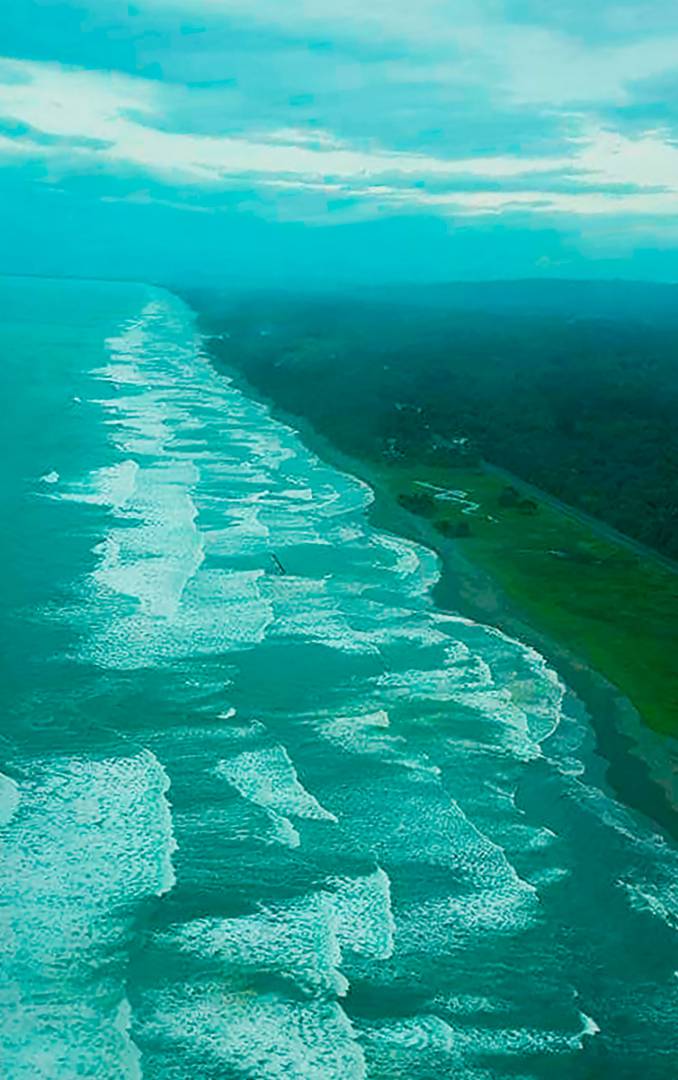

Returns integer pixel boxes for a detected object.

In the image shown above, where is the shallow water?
[1,276,677,1079]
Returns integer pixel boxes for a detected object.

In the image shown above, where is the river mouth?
[2,277,678,1079]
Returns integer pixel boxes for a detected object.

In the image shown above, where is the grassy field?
[379,462,678,737]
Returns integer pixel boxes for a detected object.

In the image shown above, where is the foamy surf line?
[192,303,568,749]
[14,281,678,1078]
[83,288,566,717]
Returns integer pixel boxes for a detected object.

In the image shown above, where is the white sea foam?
[570,775,677,876]
[280,486,314,501]
[143,986,367,1080]
[359,1013,457,1054]
[268,813,302,848]
[375,665,499,707]
[320,709,393,754]
[373,532,423,577]
[578,1010,601,1039]
[438,993,510,1017]
[330,867,396,961]
[620,882,678,929]
[85,583,273,668]
[453,1018,600,1057]
[1,749,176,910]
[0,772,20,827]
[420,886,537,941]
[114,999,143,1080]
[94,360,149,386]
[53,459,140,509]
[529,866,571,887]
[317,709,440,777]
[0,749,176,1079]
[91,459,140,509]
[266,585,382,655]
[92,510,205,619]
[160,866,395,1036]
[206,504,270,556]
[167,892,348,997]
[1,995,144,1080]
[216,745,338,827]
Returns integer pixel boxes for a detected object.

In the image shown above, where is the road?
[484,461,678,576]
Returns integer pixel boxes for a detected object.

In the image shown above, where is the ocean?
[1,276,677,1079]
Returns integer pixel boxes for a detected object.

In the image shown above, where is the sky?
[1,1,678,284]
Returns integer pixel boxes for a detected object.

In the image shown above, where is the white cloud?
[0,132,33,158]
[1,56,677,222]
[492,27,678,107]
[391,187,678,218]
[138,0,678,110]
[138,0,469,47]
[0,57,570,183]
[0,59,159,134]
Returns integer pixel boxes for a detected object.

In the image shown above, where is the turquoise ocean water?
[1,276,677,1079]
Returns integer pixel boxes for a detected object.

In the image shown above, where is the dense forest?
[186,281,678,559]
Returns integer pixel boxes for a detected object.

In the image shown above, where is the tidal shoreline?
[204,341,678,842]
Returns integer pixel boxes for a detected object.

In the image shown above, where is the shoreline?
[203,342,678,841]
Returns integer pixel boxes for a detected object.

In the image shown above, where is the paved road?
[484,462,678,576]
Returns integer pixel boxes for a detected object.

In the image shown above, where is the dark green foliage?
[188,281,678,559]
[518,498,539,515]
[498,485,521,507]
[435,518,472,538]
[397,492,437,516]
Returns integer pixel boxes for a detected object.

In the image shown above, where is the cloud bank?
[1,0,677,279]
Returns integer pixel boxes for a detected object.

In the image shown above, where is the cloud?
[0,0,676,288]
[0,55,677,226]
[125,0,678,113]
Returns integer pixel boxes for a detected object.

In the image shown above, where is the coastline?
[204,342,678,841]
